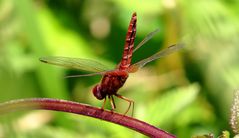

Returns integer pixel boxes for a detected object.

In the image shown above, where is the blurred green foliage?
[0,0,239,137]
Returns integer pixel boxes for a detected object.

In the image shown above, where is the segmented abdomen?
[119,12,137,70]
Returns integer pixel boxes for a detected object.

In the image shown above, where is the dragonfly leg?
[115,94,134,116]
[109,95,116,111]
[101,98,107,110]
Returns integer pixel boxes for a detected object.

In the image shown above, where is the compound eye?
[92,85,104,100]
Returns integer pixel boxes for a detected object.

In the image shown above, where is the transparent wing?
[129,44,184,73]
[39,56,112,73]
[133,28,160,53]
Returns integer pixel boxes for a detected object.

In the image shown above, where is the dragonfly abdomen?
[119,12,137,70]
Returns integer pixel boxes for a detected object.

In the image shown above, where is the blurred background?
[0,0,239,137]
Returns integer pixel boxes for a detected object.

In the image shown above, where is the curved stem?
[0,98,176,138]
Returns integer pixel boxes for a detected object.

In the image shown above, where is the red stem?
[0,98,176,138]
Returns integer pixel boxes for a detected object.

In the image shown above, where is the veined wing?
[133,28,160,53]
[128,44,183,73]
[39,56,112,73]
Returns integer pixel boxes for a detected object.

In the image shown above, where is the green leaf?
[145,83,200,127]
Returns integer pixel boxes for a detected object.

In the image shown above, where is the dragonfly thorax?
[92,71,129,100]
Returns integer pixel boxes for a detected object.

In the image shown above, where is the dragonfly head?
[92,84,106,100]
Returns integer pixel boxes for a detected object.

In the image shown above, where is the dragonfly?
[40,12,183,115]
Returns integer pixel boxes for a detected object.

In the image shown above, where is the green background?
[0,0,239,137]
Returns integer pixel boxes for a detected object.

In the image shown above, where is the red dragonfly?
[40,12,183,115]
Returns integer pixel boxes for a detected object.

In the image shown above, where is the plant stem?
[0,98,176,138]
